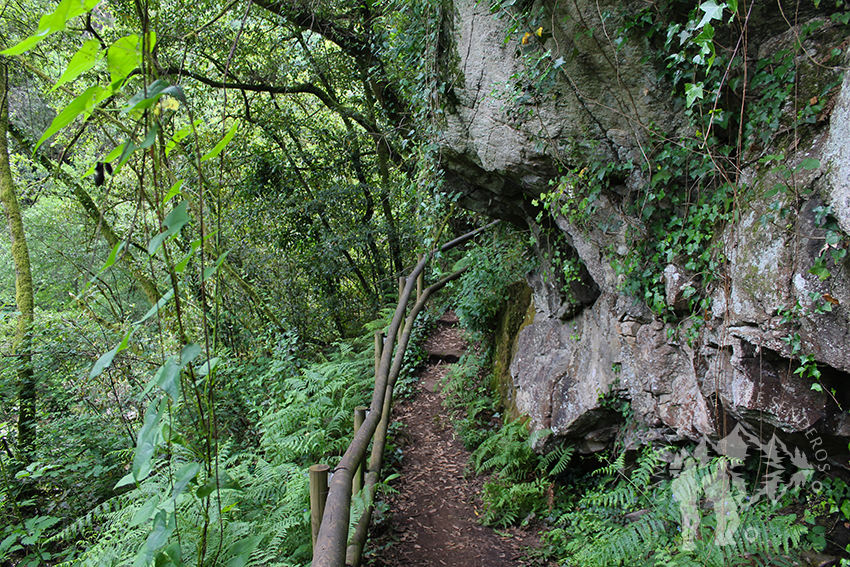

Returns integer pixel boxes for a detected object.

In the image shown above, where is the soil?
[364,312,551,567]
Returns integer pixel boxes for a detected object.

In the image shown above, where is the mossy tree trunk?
[0,59,36,461]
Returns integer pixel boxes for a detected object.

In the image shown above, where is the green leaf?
[139,124,160,150]
[695,0,727,29]
[162,180,184,204]
[225,536,262,567]
[685,82,704,108]
[115,138,138,171]
[201,121,238,161]
[163,543,182,567]
[196,471,240,498]
[130,496,160,527]
[155,357,181,403]
[136,510,175,567]
[170,462,200,503]
[133,398,165,482]
[34,85,104,152]
[51,39,102,92]
[135,288,174,325]
[102,240,126,272]
[203,250,229,281]
[165,120,202,156]
[1,0,101,55]
[107,33,155,86]
[195,357,221,377]
[89,329,133,379]
[114,471,136,489]
[180,344,202,366]
[148,200,191,255]
[798,157,821,171]
[810,263,832,281]
[123,80,186,114]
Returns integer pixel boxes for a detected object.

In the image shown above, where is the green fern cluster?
[547,447,809,567]
[51,336,378,567]
[468,419,574,527]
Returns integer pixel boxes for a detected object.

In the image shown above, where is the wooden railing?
[309,222,497,567]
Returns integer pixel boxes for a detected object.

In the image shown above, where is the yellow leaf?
[521,32,531,45]
[536,26,544,36]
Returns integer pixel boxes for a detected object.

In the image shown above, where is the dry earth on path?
[363,313,552,567]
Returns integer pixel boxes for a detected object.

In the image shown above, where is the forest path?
[364,312,545,567]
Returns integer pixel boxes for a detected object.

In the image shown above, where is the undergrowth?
[32,326,383,567]
[547,447,811,567]
[439,353,573,528]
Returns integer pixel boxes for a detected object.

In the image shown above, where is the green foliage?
[496,0,849,329]
[438,351,574,528]
[547,447,810,567]
[54,337,377,567]
[450,228,535,339]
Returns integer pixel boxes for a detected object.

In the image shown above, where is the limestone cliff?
[438,0,850,464]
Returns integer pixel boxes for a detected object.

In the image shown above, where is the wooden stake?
[397,276,406,345]
[353,406,368,495]
[416,253,424,300]
[309,464,331,550]
[374,331,382,378]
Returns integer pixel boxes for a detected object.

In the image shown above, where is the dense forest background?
[0,0,469,564]
[3,0,850,565]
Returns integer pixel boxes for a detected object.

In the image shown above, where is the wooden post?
[374,331,382,378]
[309,464,331,550]
[353,406,368,496]
[416,253,424,300]
[397,276,406,345]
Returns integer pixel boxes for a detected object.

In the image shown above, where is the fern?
[549,446,810,567]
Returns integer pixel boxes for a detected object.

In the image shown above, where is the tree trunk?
[0,60,36,461]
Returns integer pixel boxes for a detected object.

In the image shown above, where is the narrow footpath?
[365,312,547,567]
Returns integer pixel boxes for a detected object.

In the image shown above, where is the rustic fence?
[308,222,496,567]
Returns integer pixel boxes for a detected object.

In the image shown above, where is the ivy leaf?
[810,263,832,281]
[51,39,102,92]
[685,82,704,108]
[695,0,727,29]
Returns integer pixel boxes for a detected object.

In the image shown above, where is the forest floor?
[363,312,553,567]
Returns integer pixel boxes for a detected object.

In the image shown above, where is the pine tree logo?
[669,424,814,550]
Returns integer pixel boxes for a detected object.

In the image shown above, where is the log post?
[416,253,424,300]
[352,406,368,496]
[374,331,382,378]
[397,276,406,345]
[309,464,331,550]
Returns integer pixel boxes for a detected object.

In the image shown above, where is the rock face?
[439,0,850,461]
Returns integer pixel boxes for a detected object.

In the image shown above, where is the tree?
[0,58,36,462]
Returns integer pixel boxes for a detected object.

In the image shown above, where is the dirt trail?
[364,313,544,567]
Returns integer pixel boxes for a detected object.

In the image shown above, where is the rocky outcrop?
[439,0,850,462]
